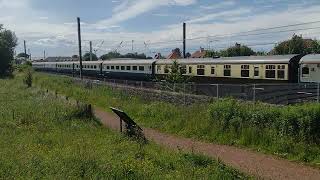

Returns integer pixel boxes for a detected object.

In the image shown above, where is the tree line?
[71,52,153,61]
[205,34,320,57]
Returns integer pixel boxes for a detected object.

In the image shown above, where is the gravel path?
[94,107,320,180]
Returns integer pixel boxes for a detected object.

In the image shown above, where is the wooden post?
[120,118,123,133]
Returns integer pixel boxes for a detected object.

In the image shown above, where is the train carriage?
[101,59,156,80]
[156,55,303,83]
[300,54,320,83]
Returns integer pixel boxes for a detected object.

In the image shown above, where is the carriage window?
[133,66,138,71]
[241,65,250,77]
[126,66,131,70]
[149,66,152,70]
[302,66,309,77]
[139,66,144,71]
[111,66,114,70]
[164,66,169,73]
[277,65,285,79]
[157,66,161,72]
[211,66,215,75]
[116,66,119,70]
[180,65,187,74]
[224,65,231,77]
[121,66,125,70]
[197,65,205,75]
[94,65,97,69]
[254,67,259,77]
[107,66,110,70]
[265,65,276,78]
[189,66,192,74]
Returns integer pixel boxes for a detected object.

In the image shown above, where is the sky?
[1,0,320,58]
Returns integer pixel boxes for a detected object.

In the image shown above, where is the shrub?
[23,70,33,87]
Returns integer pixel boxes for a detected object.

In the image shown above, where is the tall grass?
[0,73,247,179]
[33,72,320,167]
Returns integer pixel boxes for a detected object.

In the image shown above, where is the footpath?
[94,107,320,180]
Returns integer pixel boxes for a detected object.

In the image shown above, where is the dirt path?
[93,107,320,180]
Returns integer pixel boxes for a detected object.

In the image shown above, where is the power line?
[146,20,320,46]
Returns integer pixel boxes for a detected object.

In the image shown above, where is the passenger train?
[32,54,320,83]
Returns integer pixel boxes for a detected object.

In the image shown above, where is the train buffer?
[110,107,146,142]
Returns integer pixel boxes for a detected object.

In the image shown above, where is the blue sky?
[1,0,320,58]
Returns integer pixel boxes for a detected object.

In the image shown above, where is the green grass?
[0,72,248,179]
[33,72,320,167]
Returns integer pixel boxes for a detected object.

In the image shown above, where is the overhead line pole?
[23,40,27,56]
[183,22,186,58]
[77,17,83,80]
[89,41,93,61]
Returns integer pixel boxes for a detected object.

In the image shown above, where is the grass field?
[33,72,320,167]
[0,72,248,179]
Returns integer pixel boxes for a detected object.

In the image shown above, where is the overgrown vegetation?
[0,24,17,76]
[33,72,320,167]
[0,72,247,179]
[165,60,187,83]
[23,69,33,87]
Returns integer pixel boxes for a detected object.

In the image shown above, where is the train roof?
[300,54,320,64]
[156,55,300,65]
[32,59,156,65]
[102,59,156,65]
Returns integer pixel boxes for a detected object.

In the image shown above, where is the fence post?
[317,83,319,103]
[253,84,256,103]
[216,84,219,99]
[184,83,186,105]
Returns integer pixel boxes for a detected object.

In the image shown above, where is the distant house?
[167,48,182,59]
[191,47,207,58]
[44,56,77,62]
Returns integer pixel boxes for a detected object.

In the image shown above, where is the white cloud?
[187,8,252,24]
[95,0,197,28]
[200,1,236,10]
[0,0,27,8]
[2,0,320,57]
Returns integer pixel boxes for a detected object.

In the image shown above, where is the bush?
[23,70,33,87]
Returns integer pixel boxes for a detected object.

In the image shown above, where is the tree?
[100,52,121,60]
[166,60,185,83]
[0,25,18,76]
[219,43,256,57]
[271,34,320,55]
[17,52,29,58]
[205,50,219,58]
[83,52,98,61]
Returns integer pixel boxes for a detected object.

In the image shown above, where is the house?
[191,47,207,58]
[167,48,182,59]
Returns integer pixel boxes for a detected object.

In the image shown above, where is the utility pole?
[132,40,134,53]
[77,17,83,79]
[23,40,27,56]
[28,49,31,60]
[183,22,186,58]
[89,41,93,61]
[43,50,46,60]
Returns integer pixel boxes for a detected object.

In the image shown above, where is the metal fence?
[85,78,320,105]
